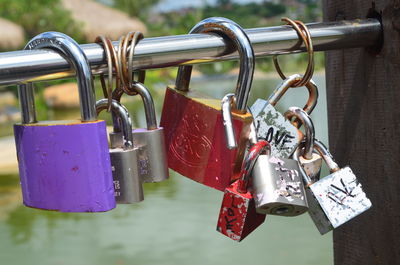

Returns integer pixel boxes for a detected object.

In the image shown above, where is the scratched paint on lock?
[310,167,372,228]
[305,188,333,235]
[251,100,301,158]
[252,155,308,216]
[270,157,304,201]
[217,181,266,241]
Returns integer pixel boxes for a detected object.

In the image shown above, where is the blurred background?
[0,1,332,265]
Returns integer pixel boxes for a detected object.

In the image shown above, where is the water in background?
[0,73,332,265]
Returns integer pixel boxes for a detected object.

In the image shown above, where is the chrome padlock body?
[251,154,308,216]
[294,140,372,234]
[109,147,143,203]
[250,74,318,158]
[97,99,144,204]
[132,127,168,183]
[127,82,168,183]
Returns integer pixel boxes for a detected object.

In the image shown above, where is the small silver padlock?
[132,82,169,183]
[249,123,308,216]
[293,139,372,234]
[284,107,322,182]
[111,82,169,183]
[97,99,144,204]
[250,74,318,158]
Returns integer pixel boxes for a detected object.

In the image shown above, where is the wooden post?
[323,1,400,264]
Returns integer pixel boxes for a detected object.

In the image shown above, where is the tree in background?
[0,0,85,44]
[112,0,160,17]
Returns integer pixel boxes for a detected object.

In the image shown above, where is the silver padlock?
[249,126,308,216]
[250,74,318,158]
[96,99,144,204]
[294,139,372,234]
[130,82,169,183]
[284,107,322,182]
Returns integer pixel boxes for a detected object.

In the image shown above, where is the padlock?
[160,17,254,191]
[250,74,318,158]
[250,128,308,216]
[96,99,144,203]
[216,140,268,242]
[14,32,115,212]
[284,107,322,182]
[111,82,169,183]
[293,139,372,234]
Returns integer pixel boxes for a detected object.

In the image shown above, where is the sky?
[153,0,266,12]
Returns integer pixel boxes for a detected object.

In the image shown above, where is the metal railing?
[0,18,381,86]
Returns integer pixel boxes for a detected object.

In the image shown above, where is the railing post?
[323,1,399,264]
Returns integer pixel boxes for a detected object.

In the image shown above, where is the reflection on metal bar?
[0,19,381,86]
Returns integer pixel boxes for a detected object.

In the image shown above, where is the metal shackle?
[237,140,270,194]
[130,82,158,130]
[313,139,340,173]
[18,31,96,124]
[176,17,255,113]
[283,107,315,160]
[221,93,237,149]
[267,74,318,117]
[96,99,133,150]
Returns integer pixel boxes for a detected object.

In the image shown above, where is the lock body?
[160,87,253,191]
[132,128,169,183]
[298,153,322,182]
[251,100,303,158]
[307,166,372,234]
[251,155,308,216]
[217,180,266,242]
[110,147,143,203]
[14,120,115,212]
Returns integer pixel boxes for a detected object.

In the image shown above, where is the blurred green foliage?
[0,0,85,45]
[203,0,286,28]
[112,0,160,17]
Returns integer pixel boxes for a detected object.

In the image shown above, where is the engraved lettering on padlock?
[14,32,114,212]
[170,111,213,167]
[294,139,372,234]
[250,74,319,158]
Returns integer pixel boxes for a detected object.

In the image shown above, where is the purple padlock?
[14,32,115,212]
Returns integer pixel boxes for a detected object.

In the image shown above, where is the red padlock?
[216,140,269,242]
[160,17,255,191]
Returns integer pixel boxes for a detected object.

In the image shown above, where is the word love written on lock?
[251,74,318,158]
[160,17,254,191]
[217,140,269,242]
[14,32,115,212]
[294,139,372,234]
